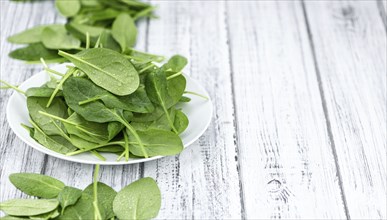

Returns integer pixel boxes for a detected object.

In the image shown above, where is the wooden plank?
[143,1,243,219]
[226,1,347,219]
[304,1,387,219]
[0,1,64,201]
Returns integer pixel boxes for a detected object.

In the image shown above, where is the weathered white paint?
[1,1,386,219]
[226,1,348,219]
[304,1,387,219]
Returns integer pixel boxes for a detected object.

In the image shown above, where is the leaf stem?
[40,58,65,77]
[91,151,106,161]
[46,67,75,107]
[38,111,78,126]
[66,141,126,156]
[166,71,182,80]
[138,63,156,73]
[117,117,149,158]
[123,130,129,161]
[93,164,102,220]
[0,80,25,95]
[184,91,209,100]
[78,95,106,105]
[51,120,72,143]
[161,105,178,134]
[86,32,90,49]
[94,34,102,48]
[116,151,126,161]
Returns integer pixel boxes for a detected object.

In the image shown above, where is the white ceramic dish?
[6,64,212,165]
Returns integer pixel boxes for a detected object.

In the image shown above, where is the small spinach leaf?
[112,13,137,52]
[113,177,161,220]
[7,24,61,44]
[9,43,65,62]
[146,69,177,133]
[42,25,81,50]
[174,109,189,134]
[55,0,81,17]
[58,186,82,214]
[30,209,60,220]
[128,129,183,157]
[9,173,65,199]
[0,199,59,216]
[83,182,117,219]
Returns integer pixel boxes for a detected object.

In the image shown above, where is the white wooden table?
[1,1,386,219]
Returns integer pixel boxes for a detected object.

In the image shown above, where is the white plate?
[6,64,212,165]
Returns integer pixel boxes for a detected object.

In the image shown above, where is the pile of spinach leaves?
[10,46,191,161]
[8,0,156,63]
[0,165,161,219]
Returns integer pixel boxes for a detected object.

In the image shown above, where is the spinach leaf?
[96,145,123,153]
[112,13,137,52]
[30,209,60,220]
[99,30,121,52]
[62,79,149,157]
[113,177,161,220]
[9,173,65,199]
[59,193,94,220]
[30,119,77,154]
[9,43,65,62]
[125,48,164,63]
[26,87,63,98]
[162,55,187,73]
[0,199,59,216]
[42,25,81,50]
[174,109,189,134]
[65,22,105,44]
[27,97,68,136]
[131,106,164,122]
[66,77,153,113]
[179,96,191,102]
[0,216,27,219]
[58,186,82,214]
[7,24,61,44]
[59,48,139,96]
[146,69,177,133]
[64,112,112,143]
[128,129,183,157]
[148,107,176,131]
[55,0,81,17]
[83,182,117,219]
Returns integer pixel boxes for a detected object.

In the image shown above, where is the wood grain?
[0,0,63,201]
[304,1,387,219]
[143,1,242,219]
[226,1,347,219]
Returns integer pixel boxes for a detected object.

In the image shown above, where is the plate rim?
[6,64,213,165]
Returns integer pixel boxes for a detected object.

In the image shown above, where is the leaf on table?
[0,199,58,216]
[113,177,161,220]
[9,43,64,62]
[57,186,82,214]
[42,25,81,50]
[7,24,62,44]
[9,173,65,199]
[83,182,117,219]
